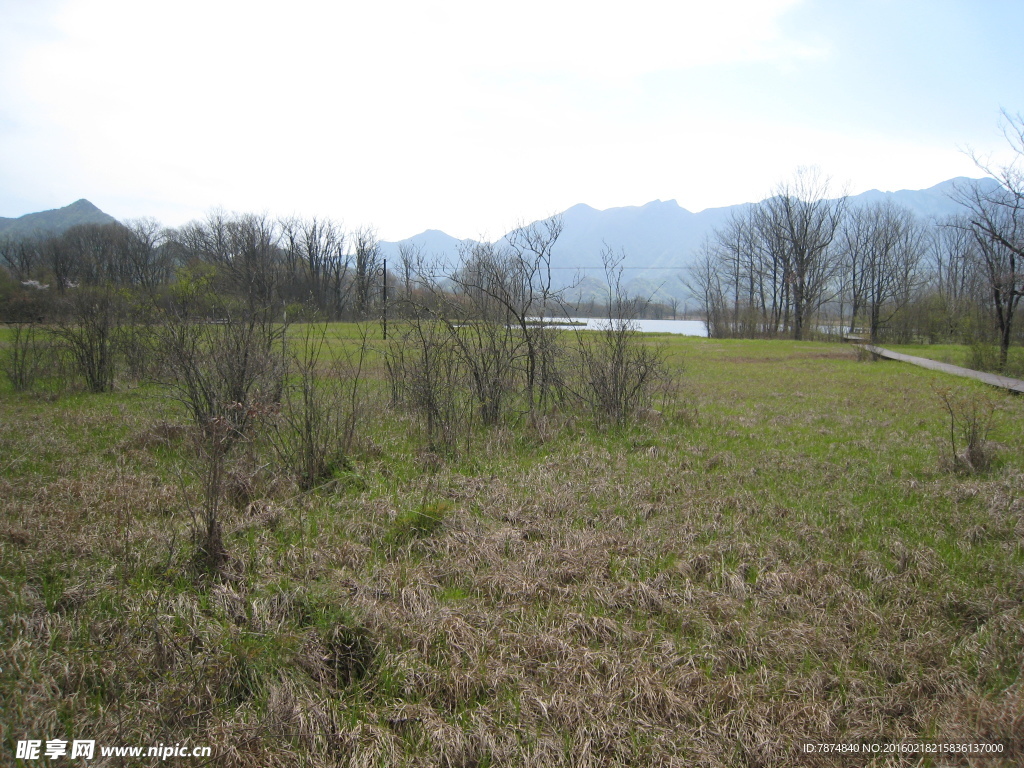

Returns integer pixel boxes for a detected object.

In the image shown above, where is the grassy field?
[2,329,1023,766]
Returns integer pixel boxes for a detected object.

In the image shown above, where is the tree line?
[0,211,391,323]
[0,210,678,326]
[684,124,1024,371]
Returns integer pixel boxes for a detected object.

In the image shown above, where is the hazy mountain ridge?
[0,199,117,239]
[381,177,994,303]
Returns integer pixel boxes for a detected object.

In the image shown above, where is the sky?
[2,0,1024,242]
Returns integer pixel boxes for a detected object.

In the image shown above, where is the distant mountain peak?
[0,199,117,239]
[67,199,103,211]
[564,203,598,214]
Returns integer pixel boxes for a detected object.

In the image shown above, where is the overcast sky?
[2,0,1023,241]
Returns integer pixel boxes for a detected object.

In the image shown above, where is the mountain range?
[379,177,990,302]
[2,179,989,303]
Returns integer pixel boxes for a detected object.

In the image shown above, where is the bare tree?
[279,216,350,317]
[41,230,78,292]
[352,227,381,320]
[839,202,925,341]
[397,242,422,302]
[2,321,49,392]
[0,236,41,282]
[384,306,466,453]
[384,218,571,441]
[960,200,1022,368]
[714,209,762,336]
[153,260,287,442]
[169,211,282,309]
[759,169,846,340]
[45,222,157,289]
[267,322,367,490]
[682,238,728,338]
[440,216,569,415]
[692,171,845,340]
[500,216,565,410]
[953,114,1024,367]
[930,218,983,339]
[123,218,173,291]
[154,274,287,573]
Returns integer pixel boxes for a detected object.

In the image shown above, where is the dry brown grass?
[3,338,1024,766]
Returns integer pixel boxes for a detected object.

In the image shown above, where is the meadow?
[1,328,1022,766]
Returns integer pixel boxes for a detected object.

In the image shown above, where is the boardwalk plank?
[860,345,1024,395]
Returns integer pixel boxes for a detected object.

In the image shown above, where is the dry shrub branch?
[568,249,671,426]
[936,386,1002,473]
[385,238,673,450]
[155,278,287,573]
[267,322,369,491]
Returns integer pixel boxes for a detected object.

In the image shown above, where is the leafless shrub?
[385,312,468,454]
[568,249,671,426]
[116,302,159,383]
[413,242,526,429]
[262,323,360,490]
[936,386,1002,473]
[186,416,232,574]
[2,321,51,391]
[156,308,286,442]
[452,220,569,417]
[385,221,582,449]
[48,285,129,393]
[155,282,287,573]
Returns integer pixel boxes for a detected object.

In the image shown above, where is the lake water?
[547,318,709,337]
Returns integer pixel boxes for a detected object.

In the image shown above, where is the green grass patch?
[2,332,1024,765]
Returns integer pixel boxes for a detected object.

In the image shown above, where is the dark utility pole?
[381,258,387,340]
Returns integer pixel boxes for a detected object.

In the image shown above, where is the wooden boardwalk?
[860,345,1024,395]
